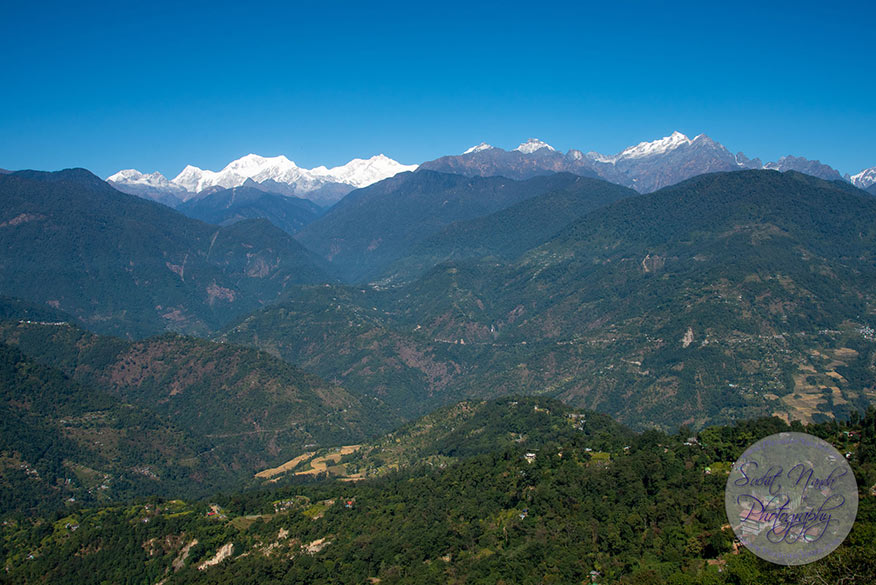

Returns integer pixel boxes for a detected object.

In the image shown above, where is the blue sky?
[1,1,873,178]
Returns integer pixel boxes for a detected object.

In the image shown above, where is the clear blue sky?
[1,0,873,178]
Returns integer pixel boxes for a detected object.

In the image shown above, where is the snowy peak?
[514,138,555,154]
[159,152,417,203]
[463,142,494,155]
[318,154,417,188]
[107,169,179,189]
[166,153,415,195]
[617,131,692,160]
[106,169,185,195]
[106,168,189,205]
[851,167,876,189]
[110,152,416,208]
[171,165,216,195]
[221,153,298,175]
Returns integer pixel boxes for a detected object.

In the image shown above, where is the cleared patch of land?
[778,347,861,423]
[255,452,316,479]
[296,445,361,477]
[254,445,362,481]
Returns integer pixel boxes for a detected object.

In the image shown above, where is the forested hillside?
[0,170,329,338]
[3,399,874,584]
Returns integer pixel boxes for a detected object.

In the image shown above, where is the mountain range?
[422,132,867,193]
[5,164,876,431]
[104,133,876,213]
[108,154,417,208]
[224,170,876,431]
[3,129,876,584]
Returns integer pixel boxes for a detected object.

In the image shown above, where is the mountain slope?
[177,185,323,234]
[0,341,230,514]
[0,321,391,476]
[379,177,637,283]
[226,171,876,431]
[294,171,599,282]
[5,407,874,585]
[0,169,330,337]
[331,397,634,480]
[399,170,876,425]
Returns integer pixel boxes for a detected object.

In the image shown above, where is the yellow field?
[255,452,316,479]
[295,445,361,477]
[255,445,362,480]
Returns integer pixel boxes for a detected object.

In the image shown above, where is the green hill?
[0,169,329,338]
[0,320,393,483]
[300,397,635,480]
[177,185,323,235]
[219,284,463,418]
[294,171,602,282]
[377,177,636,284]
[0,342,231,514]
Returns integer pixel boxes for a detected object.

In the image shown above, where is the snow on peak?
[463,142,494,155]
[617,131,692,160]
[584,151,616,164]
[851,166,876,189]
[316,154,418,188]
[221,153,298,174]
[514,138,556,154]
[165,153,415,195]
[106,169,186,192]
[107,169,144,182]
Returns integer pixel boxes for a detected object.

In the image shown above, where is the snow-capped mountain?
[314,155,417,189]
[106,169,190,207]
[423,132,858,193]
[422,132,742,191]
[513,138,555,154]
[420,138,596,181]
[588,131,694,164]
[582,132,743,191]
[463,142,494,154]
[851,167,876,189]
[108,154,417,208]
[109,135,869,210]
